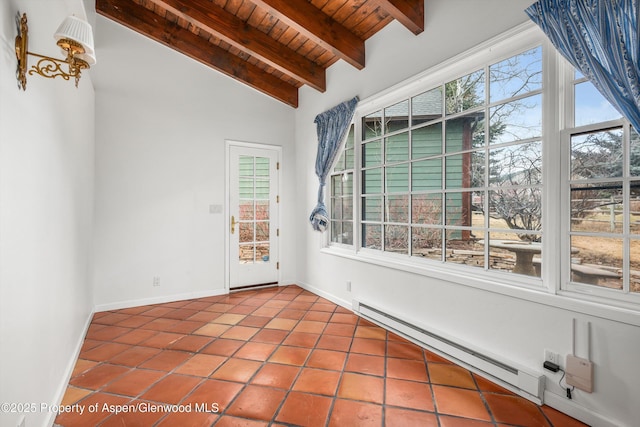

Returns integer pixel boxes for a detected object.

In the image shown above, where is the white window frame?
[328,124,356,249]
[323,22,640,322]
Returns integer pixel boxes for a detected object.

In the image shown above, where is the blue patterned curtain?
[309,96,359,232]
[526,0,640,131]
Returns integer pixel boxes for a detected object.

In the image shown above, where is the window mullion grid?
[483,62,491,271]
[408,99,414,257]
[347,41,553,287]
[440,94,447,262]
[623,124,631,293]
[542,43,564,292]
[252,157,257,262]
[355,118,362,252]
[382,121,387,252]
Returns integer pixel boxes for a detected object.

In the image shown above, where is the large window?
[327,26,640,308]
[330,125,355,246]
[358,47,543,275]
[564,72,640,303]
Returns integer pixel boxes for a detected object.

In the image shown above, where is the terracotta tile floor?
[55,285,588,427]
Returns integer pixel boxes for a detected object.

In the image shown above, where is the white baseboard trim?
[296,281,352,311]
[46,308,94,427]
[544,391,622,427]
[94,288,228,312]
[297,282,620,427]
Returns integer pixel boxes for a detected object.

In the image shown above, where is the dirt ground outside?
[481,212,639,292]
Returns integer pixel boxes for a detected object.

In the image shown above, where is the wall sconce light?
[15,12,96,90]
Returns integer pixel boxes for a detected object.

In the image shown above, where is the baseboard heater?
[354,300,545,404]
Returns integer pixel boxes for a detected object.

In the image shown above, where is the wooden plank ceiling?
[96,0,424,107]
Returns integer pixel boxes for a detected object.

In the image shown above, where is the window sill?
[320,245,640,327]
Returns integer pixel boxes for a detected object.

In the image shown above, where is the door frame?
[225,140,282,292]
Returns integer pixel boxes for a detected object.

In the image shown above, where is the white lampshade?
[54,15,96,64]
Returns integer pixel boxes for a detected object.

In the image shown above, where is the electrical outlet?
[544,349,559,365]
[346,281,351,292]
[153,276,160,287]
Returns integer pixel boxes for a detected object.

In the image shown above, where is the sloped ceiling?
[96,0,424,107]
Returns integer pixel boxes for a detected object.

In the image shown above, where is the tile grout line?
[57,285,587,427]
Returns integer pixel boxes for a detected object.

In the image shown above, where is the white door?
[228,144,279,289]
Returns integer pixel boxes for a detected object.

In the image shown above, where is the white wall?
[294,1,640,426]
[0,1,95,427]
[92,17,296,309]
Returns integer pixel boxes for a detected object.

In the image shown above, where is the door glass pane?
[255,157,269,176]
[239,201,254,220]
[239,244,254,263]
[257,244,270,263]
[255,179,270,199]
[256,222,269,241]
[256,201,269,220]
[239,156,254,176]
[239,178,254,198]
[236,154,272,266]
[239,222,253,243]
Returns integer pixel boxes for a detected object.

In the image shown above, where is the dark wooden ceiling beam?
[96,0,298,107]
[250,0,366,70]
[150,0,326,92]
[371,0,424,34]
